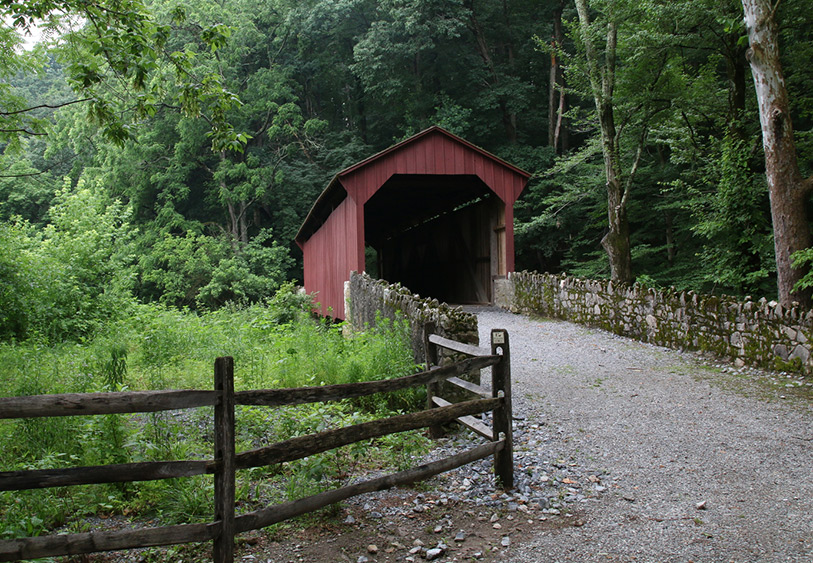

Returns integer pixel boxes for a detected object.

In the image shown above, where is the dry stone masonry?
[496,271,813,375]
[347,271,479,363]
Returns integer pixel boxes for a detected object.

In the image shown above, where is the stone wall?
[346,271,479,363]
[498,271,813,374]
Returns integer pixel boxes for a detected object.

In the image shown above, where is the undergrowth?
[0,285,430,540]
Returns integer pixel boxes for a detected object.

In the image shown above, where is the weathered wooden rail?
[0,329,512,562]
[424,324,513,488]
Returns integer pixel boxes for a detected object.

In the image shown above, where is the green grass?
[0,295,429,540]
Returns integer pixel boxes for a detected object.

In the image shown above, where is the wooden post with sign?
[491,329,513,489]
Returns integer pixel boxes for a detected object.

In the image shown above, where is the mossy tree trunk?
[575,0,633,283]
[548,0,568,153]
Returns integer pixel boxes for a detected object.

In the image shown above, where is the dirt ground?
[233,489,584,563]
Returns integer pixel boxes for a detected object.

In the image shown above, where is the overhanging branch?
[0,128,47,136]
[0,99,90,117]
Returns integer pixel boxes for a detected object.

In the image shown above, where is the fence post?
[491,329,513,489]
[214,357,236,563]
[423,322,444,439]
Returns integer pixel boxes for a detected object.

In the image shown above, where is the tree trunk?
[601,171,633,283]
[742,0,813,307]
[201,153,251,251]
[238,204,248,244]
[500,0,518,144]
[225,200,250,251]
[724,28,748,140]
[227,200,239,241]
[575,0,633,283]
[665,211,675,266]
[466,0,517,144]
[548,1,567,153]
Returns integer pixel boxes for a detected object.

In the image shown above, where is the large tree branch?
[680,110,701,151]
[0,128,47,136]
[615,102,643,144]
[575,0,604,109]
[770,0,782,21]
[0,98,90,117]
[603,20,617,100]
[622,127,649,213]
[0,169,45,178]
[253,107,274,137]
[465,0,495,74]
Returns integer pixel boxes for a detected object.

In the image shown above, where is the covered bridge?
[295,126,530,318]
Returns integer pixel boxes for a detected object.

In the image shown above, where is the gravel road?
[473,307,813,563]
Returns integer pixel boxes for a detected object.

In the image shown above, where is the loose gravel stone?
[470,306,813,563]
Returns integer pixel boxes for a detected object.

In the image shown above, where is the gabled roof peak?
[295,125,530,245]
[338,125,530,179]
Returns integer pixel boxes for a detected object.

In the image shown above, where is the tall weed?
[0,296,428,539]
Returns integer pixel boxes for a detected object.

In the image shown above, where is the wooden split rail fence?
[0,327,512,562]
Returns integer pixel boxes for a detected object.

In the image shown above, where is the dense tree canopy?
[2,0,813,342]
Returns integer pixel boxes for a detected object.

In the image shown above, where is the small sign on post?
[490,329,513,489]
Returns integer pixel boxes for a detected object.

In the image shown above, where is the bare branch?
[0,170,47,178]
[0,99,90,117]
[622,127,649,210]
[770,0,783,21]
[0,128,47,136]
[680,110,701,151]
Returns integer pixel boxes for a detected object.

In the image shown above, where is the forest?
[1,0,812,549]
[1,0,813,343]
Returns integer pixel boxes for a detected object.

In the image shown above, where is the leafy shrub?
[0,220,36,340]
[0,302,428,538]
[263,281,316,325]
[0,179,136,343]
[137,229,294,310]
[792,248,813,291]
[137,231,226,309]
[197,229,294,309]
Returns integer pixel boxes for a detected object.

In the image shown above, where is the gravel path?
[473,307,813,563]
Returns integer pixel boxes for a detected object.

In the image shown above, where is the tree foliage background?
[2,0,813,342]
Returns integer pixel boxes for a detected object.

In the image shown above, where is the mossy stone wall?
[499,271,813,374]
[347,271,479,364]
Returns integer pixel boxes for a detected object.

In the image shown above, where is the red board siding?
[299,127,530,319]
[340,131,526,207]
[302,195,360,318]
[504,204,516,273]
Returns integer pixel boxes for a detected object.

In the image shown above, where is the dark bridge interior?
[364,174,505,305]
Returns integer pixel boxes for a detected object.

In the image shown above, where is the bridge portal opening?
[364,174,506,305]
